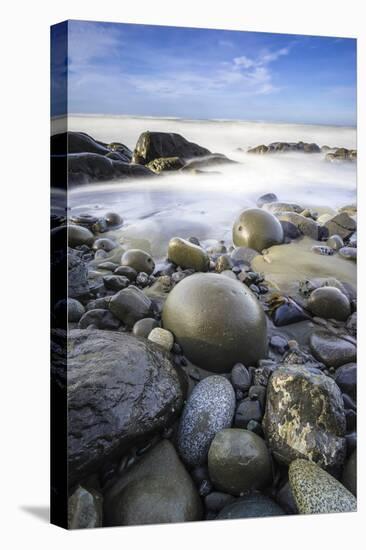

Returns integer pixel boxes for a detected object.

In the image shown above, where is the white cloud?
[233,55,256,69]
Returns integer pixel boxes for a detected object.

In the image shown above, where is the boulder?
[177,376,235,466]
[68,225,94,248]
[168,237,209,272]
[232,208,284,251]
[263,365,346,470]
[146,156,186,173]
[132,131,211,164]
[162,273,268,373]
[67,153,154,185]
[277,212,319,239]
[208,429,272,495]
[62,330,184,485]
[104,440,202,526]
[289,459,357,514]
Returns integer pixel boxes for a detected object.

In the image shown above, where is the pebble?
[148,327,174,351]
[310,330,356,368]
[311,245,334,256]
[339,246,357,262]
[208,429,272,495]
[307,286,351,321]
[217,494,285,519]
[215,254,233,273]
[114,265,137,281]
[177,376,235,466]
[234,399,262,428]
[93,238,117,252]
[327,234,344,251]
[335,363,356,400]
[289,459,356,514]
[231,246,259,265]
[121,249,155,275]
[280,220,301,239]
[168,237,209,272]
[103,275,130,291]
[68,486,103,529]
[324,212,356,240]
[269,335,289,354]
[204,492,236,513]
[98,262,120,271]
[232,208,284,252]
[109,286,152,327]
[256,192,278,208]
[231,363,251,391]
[136,272,150,287]
[105,212,123,228]
[78,309,120,330]
[68,224,94,248]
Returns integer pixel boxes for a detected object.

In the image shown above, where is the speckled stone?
[103,275,129,291]
[177,376,235,466]
[263,365,346,469]
[148,328,174,351]
[289,459,356,514]
[311,245,334,256]
[309,330,356,368]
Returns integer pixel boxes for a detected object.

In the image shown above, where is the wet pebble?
[307,286,351,321]
[168,237,209,272]
[269,335,289,354]
[311,245,334,256]
[234,399,262,428]
[121,249,155,275]
[217,494,285,519]
[256,192,278,208]
[103,275,129,291]
[68,224,94,248]
[132,317,159,338]
[93,238,117,252]
[231,363,251,391]
[339,246,357,262]
[310,330,356,368]
[335,363,356,400]
[78,309,120,330]
[327,234,344,251]
[135,272,150,287]
[148,327,174,351]
[114,265,137,281]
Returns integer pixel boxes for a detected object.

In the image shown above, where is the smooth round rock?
[208,429,272,495]
[339,247,357,262]
[93,238,117,252]
[289,459,357,514]
[341,450,356,496]
[168,237,209,272]
[68,224,94,248]
[231,363,251,391]
[55,298,85,323]
[335,363,356,400]
[148,327,174,351]
[310,330,356,368]
[307,286,351,321]
[177,376,235,466]
[109,286,152,327]
[327,234,344,251]
[121,249,155,275]
[162,273,268,373]
[114,265,137,281]
[132,317,159,338]
[256,193,278,208]
[232,208,284,252]
[217,493,285,519]
[105,212,123,228]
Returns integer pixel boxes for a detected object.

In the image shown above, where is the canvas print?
[50,20,357,529]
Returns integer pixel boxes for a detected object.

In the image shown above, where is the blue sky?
[51,20,356,125]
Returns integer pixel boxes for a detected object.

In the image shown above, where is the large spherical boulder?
[162,273,267,372]
[232,208,284,252]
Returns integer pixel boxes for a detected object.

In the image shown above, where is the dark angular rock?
[234,399,262,428]
[63,330,184,485]
[132,131,211,164]
[109,286,152,327]
[78,309,120,330]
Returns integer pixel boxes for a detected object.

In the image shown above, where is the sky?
[51,20,357,125]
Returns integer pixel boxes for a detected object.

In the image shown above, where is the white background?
[1,0,364,548]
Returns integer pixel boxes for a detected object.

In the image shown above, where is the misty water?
[62,115,356,258]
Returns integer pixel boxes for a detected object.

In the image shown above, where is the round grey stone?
[310,330,356,368]
[121,249,155,275]
[132,317,159,338]
[68,224,94,248]
[217,493,285,519]
[232,208,284,252]
[307,286,351,321]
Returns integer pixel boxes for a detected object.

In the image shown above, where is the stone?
[146,156,185,173]
[339,247,357,262]
[231,363,251,391]
[208,429,272,495]
[327,234,344,251]
[105,211,124,228]
[93,238,117,252]
[168,237,209,272]
[78,309,120,330]
[162,273,268,373]
[132,131,211,164]
[270,335,289,354]
[324,213,356,240]
[276,481,298,514]
[307,286,351,321]
[68,224,94,248]
[263,365,346,469]
[289,459,357,514]
[311,245,334,256]
[54,298,85,324]
[104,440,202,526]
[121,249,155,275]
[98,262,120,271]
[68,249,89,298]
[215,254,233,273]
[232,208,284,252]
[62,330,184,485]
[217,493,285,519]
[341,450,356,496]
[148,327,174,351]
[263,201,303,214]
[177,376,235,466]
[256,193,278,208]
[280,220,301,239]
[114,265,137,281]
[231,246,260,265]
[277,212,319,239]
[68,486,103,529]
[204,492,236,513]
[132,317,159,338]
[109,286,152,327]
[309,330,356,368]
[335,363,356,400]
[234,399,262,428]
[103,275,129,291]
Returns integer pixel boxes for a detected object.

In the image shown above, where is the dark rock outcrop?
[132,131,211,164]
[62,330,184,485]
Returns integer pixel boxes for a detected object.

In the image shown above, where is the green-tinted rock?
[121,249,155,275]
[217,493,285,519]
[162,273,267,373]
[104,440,202,526]
[263,365,346,469]
[68,224,94,248]
[289,459,357,514]
[341,450,357,496]
[168,237,209,272]
[208,429,272,495]
[233,208,284,252]
[68,486,103,529]
[307,286,351,321]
